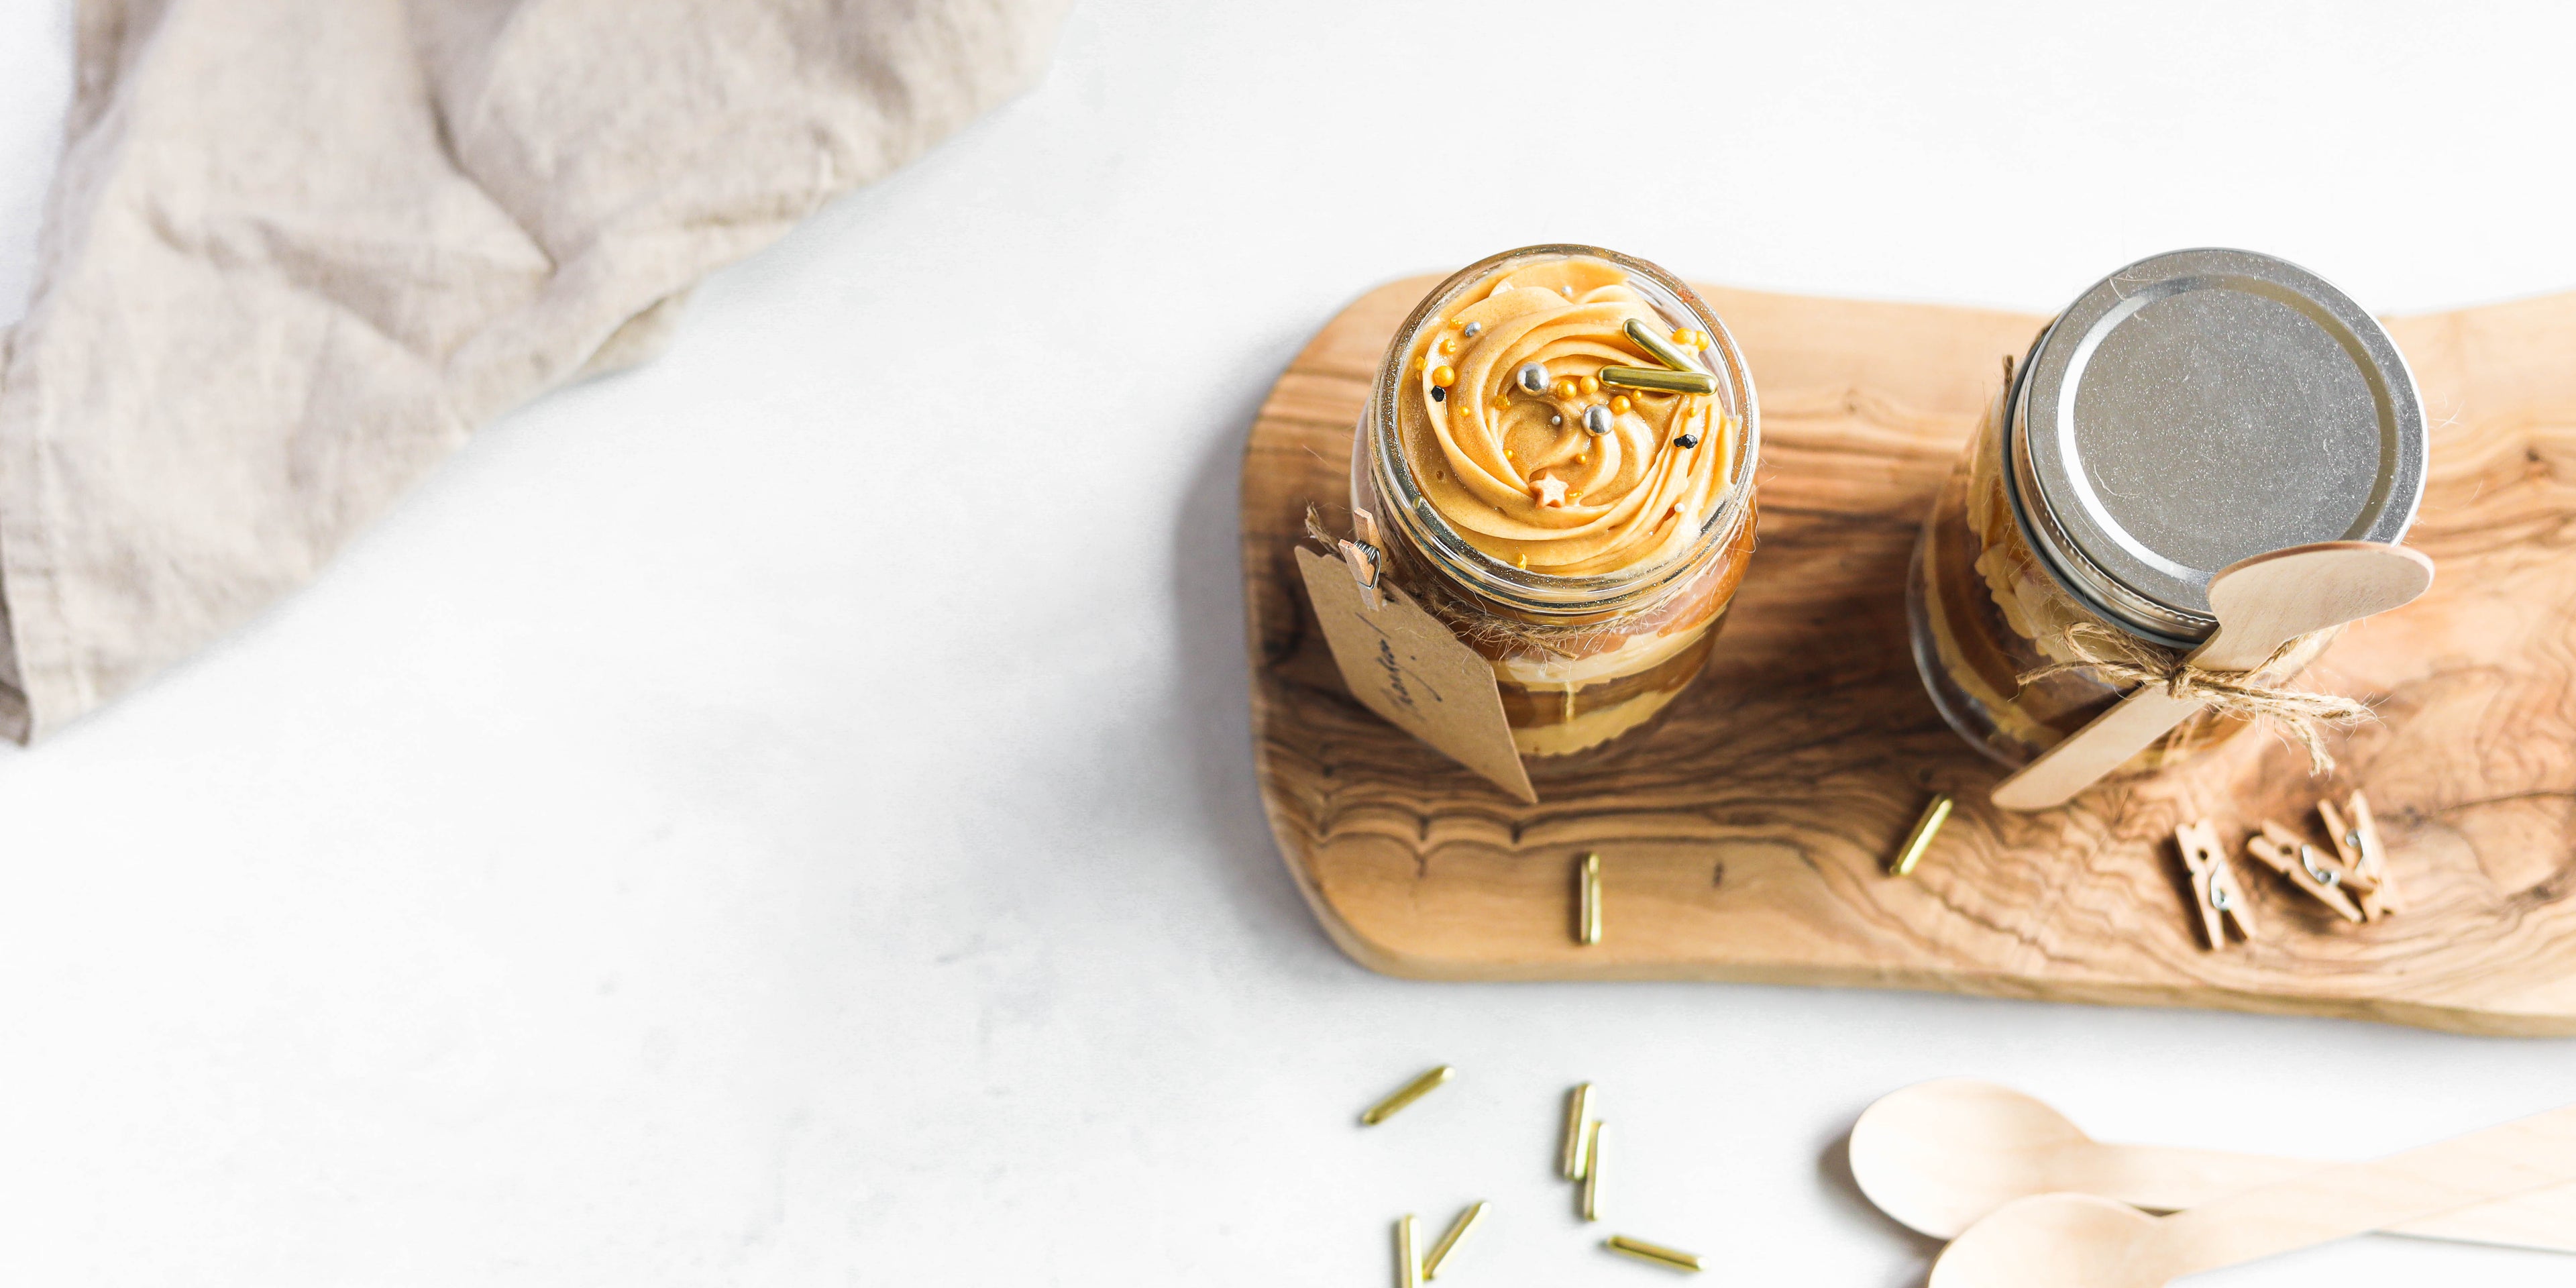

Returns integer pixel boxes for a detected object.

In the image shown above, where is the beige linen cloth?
[0,0,1065,741]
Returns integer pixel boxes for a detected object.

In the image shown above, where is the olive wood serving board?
[1241,274,2576,1036]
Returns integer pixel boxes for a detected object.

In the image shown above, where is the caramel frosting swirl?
[1397,255,1740,577]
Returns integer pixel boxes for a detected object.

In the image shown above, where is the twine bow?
[2017,623,2373,774]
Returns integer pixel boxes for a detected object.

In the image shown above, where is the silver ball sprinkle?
[1582,405,1613,436]
[1551,414,1563,427]
[1462,321,1482,339]
[1516,362,1548,394]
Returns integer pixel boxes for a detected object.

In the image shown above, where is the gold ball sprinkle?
[1554,378,1578,400]
[1611,395,1631,414]
[1580,375,1599,395]
[1438,335,1458,356]
[1431,365,1456,388]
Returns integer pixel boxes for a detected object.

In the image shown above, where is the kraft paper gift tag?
[1294,546,1537,804]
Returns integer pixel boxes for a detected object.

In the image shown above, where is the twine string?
[1306,503,1699,657]
[2018,623,2372,774]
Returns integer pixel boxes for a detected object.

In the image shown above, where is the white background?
[3,2,2575,1284]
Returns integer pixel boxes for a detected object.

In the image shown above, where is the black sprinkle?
[1676,434,1699,448]
[1429,386,1446,402]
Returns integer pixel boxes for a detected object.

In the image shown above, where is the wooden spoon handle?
[1991,688,2204,812]
[2076,1145,2576,1254]
[2155,1102,2576,1278]
[2367,1184,2576,1254]
[2066,1142,2328,1209]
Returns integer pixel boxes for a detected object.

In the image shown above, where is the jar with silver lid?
[1906,248,2428,770]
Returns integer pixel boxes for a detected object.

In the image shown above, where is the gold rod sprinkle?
[1605,1234,1705,1273]
[1560,1083,1595,1180]
[1361,1065,1455,1126]
[1598,365,1718,395]
[1397,1214,1421,1288]
[1580,1120,1606,1222]
[1421,1201,1487,1280]
[1623,318,1703,374]
[1577,852,1603,947]
[1889,793,1955,877]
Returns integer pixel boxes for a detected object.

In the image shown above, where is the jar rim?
[1362,244,1761,621]
[2002,248,2426,648]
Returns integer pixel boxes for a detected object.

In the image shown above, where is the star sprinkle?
[1532,475,1569,507]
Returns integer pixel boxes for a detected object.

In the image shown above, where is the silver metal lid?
[2006,248,2426,648]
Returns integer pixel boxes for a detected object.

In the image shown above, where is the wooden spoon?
[1927,1100,2576,1287]
[1991,541,2436,812]
[1849,1078,2576,1252]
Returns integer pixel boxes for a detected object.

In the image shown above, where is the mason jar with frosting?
[1907,248,2428,771]
[1348,244,1760,760]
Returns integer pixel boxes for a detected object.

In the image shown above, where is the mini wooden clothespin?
[1338,508,1386,610]
[2319,790,2401,920]
[2245,819,2369,924]
[2175,819,2257,949]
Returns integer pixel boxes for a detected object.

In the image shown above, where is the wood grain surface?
[1241,274,2576,1035]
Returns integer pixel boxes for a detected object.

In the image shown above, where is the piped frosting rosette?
[1398,256,1740,577]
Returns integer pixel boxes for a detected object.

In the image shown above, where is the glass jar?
[1907,248,2428,770]
[1348,245,1760,761]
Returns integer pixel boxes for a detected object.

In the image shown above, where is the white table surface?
[5,3,2575,1283]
